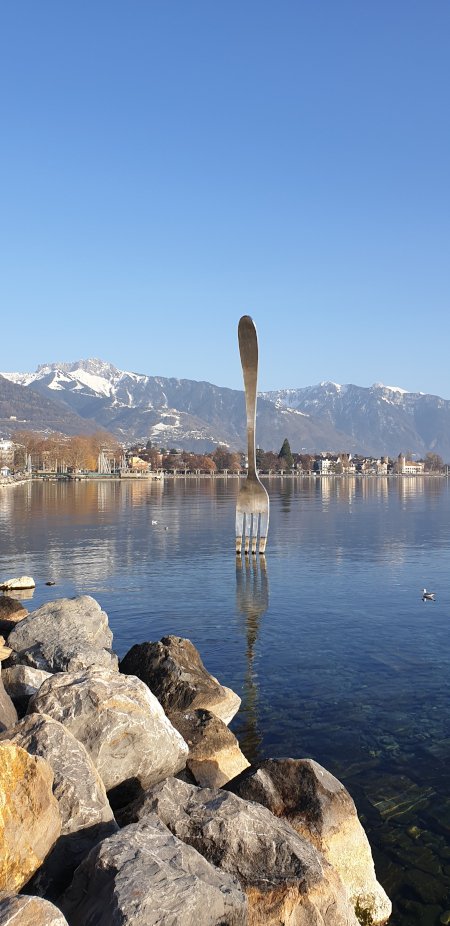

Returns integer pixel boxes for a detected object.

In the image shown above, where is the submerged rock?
[28,666,189,792]
[6,595,118,673]
[0,740,61,891]
[0,891,69,925]
[120,635,241,725]
[118,776,359,925]
[169,708,250,788]
[225,757,392,925]
[60,814,247,926]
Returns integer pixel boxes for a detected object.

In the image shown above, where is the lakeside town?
[1,431,448,483]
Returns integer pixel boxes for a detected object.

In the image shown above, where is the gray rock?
[0,891,69,925]
[226,758,391,925]
[2,665,51,715]
[0,712,115,834]
[60,814,247,926]
[6,595,118,673]
[28,666,189,792]
[118,776,360,925]
[2,665,51,699]
[120,635,240,725]
[169,708,250,788]
[0,712,118,899]
[0,673,17,731]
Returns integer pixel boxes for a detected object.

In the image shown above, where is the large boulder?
[226,758,392,925]
[2,665,51,716]
[0,595,28,636]
[28,666,189,792]
[118,776,360,926]
[169,708,250,788]
[120,635,240,725]
[0,713,115,834]
[6,595,118,673]
[0,891,69,925]
[0,576,35,590]
[0,740,61,891]
[0,674,17,731]
[0,713,118,899]
[60,815,247,926]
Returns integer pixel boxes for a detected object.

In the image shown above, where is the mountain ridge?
[0,360,369,454]
[2,361,450,459]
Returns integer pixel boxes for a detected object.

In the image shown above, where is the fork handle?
[238,316,258,479]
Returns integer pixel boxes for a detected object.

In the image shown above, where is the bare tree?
[424,452,443,472]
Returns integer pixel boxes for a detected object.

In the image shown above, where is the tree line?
[12,430,120,472]
[11,431,447,474]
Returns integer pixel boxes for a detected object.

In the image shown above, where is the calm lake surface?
[1,476,450,924]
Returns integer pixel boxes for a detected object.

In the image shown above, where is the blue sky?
[0,2,449,395]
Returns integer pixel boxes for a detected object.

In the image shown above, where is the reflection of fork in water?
[234,555,269,762]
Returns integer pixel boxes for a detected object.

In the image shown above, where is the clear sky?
[0,2,449,396]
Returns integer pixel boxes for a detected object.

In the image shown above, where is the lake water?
[1,476,450,925]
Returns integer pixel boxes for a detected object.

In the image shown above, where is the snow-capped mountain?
[2,361,450,457]
[260,381,450,459]
[0,360,369,453]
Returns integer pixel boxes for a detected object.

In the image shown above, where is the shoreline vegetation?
[0,431,447,480]
[0,591,391,925]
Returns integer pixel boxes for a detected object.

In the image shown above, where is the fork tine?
[251,513,259,554]
[236,511,244,554]
[244,514,251,554]
[259,510,269,554]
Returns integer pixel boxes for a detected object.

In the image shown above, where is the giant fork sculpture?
[235,316,270,554]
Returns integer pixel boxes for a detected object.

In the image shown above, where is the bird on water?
[422,589,435,601]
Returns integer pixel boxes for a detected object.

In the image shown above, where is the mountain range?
[1,359,449,460]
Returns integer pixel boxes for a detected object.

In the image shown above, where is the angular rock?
[28,666,189,792]
[226,757,392,925]
[0,576,35,590]
[0,674,17,731]
[2,665,51,716]
[6,595,118,673]
[60,814,247,926]
[0,740,61,891]
[0,891,69,925]
[118,776,360,925]
[0,713,118,899]
[0,712,115,834]
[169,708,250,788]
[0,595,28,636]
[120,635,240,725]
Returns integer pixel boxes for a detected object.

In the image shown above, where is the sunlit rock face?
[226,757,392,925]
[60,814,248,926]
[0,741,61,892]
[27,665,189,792]
[120,635,241,726]
[117,775,360,926]
[6,595,118,674]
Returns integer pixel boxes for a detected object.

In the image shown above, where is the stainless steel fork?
[236,316,270,555]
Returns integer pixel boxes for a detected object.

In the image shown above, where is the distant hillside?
[1,360,369,454]
[261,381,450,460]
[4,361,449,458]
[0,374,99,438]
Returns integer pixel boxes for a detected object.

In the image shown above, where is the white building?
[0,439,14,468]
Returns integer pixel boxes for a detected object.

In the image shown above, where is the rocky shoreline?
[0,591,391,925]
